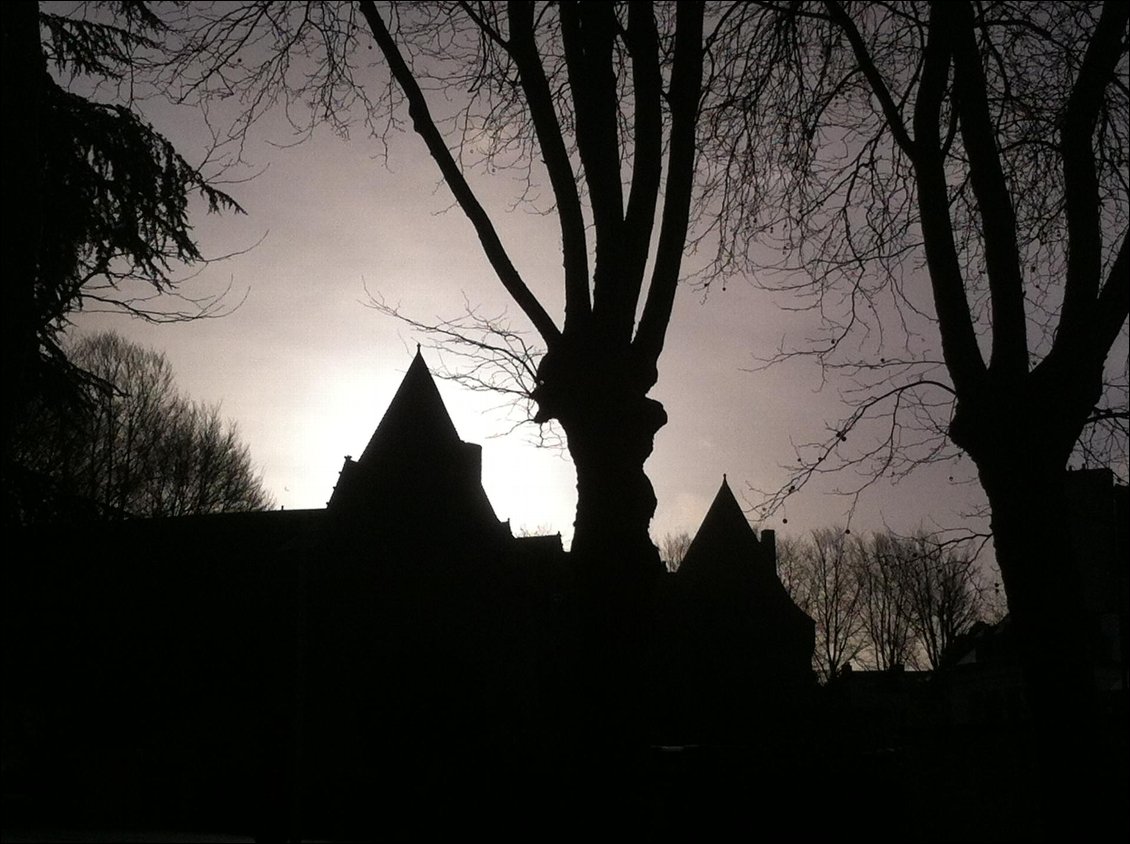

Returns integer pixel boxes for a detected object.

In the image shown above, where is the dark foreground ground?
[7,721,1125,843]
[1,831,254,842]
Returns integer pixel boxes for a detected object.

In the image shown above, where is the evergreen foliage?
[2,3,242,518]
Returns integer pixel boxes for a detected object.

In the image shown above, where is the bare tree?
[901,533,985,670]
[725,3,1127,833]
[14,332,273,520]
[659,531,693,573]
[774,533,810,603]
[356,2,705,593]
[777,527,865,683]
[855,532,917,671]
[778,527,993,673]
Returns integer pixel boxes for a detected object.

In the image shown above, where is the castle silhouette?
[4,350,814,837]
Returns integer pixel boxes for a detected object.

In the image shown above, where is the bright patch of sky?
[70,80,989,553]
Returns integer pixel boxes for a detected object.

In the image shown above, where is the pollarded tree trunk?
[951,378,1114,838]
[533,340,666,573]
[532,341,668,741]
[978,462,1110,839]
[558,402,665,566]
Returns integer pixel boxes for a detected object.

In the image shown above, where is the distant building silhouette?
[656,477,816,742]
[4,350,815,837]
[942,468,1128,726]
[328,351,506,540]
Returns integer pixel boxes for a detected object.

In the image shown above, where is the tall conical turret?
[358,349,462,464]
[328,349,503,541]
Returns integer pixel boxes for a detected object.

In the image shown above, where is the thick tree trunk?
[566,399,666,580]
[567,414,665,743]
[535,342,666,576]
[979,460,1119,839]
[535,345,667,743]
[1,3,46,515]
[955,389,1118,838]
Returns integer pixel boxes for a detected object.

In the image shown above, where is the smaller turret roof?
[678,476,766,577]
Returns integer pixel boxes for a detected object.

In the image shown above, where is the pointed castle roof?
[358,348,462,464]
[678,476,770,579]
[676,476,815,675]
[328,349,503,538]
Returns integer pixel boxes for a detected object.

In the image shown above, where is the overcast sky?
[70,74,990,551]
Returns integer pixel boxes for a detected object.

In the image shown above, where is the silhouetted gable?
[359,349,461,464]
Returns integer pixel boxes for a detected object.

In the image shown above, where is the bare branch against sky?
[25,2,1123,560]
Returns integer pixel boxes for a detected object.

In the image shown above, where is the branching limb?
[364,286,564,450]
[748,378,960,524]
[358,0,562,345]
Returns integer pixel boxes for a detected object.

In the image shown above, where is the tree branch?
[823,1,915,155]
[358,0,561,345]
[749,378,960,522]
[910,2,987,396]
[945,0,1028,379]
[619,3,664,335]
[559,2,629,342]
[634,1,703,377]
[1058,0,1130,354]
[506,1,591,331]
[1095,229,1130,355]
